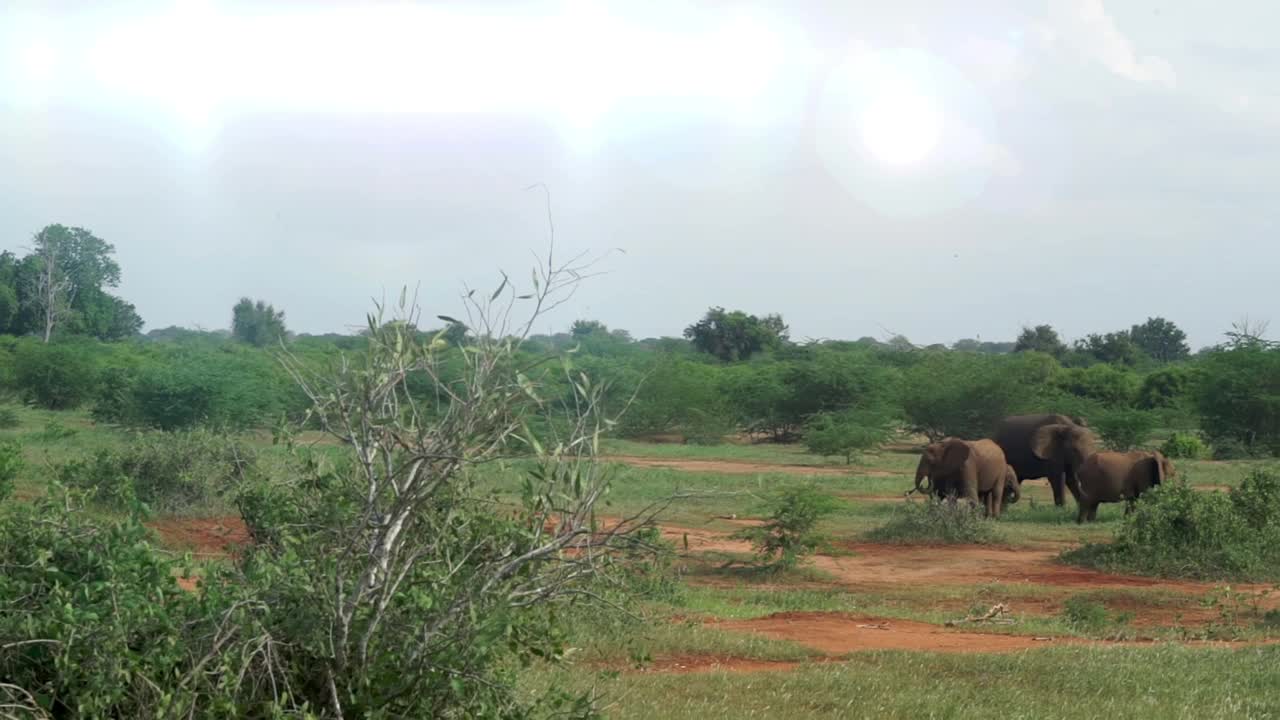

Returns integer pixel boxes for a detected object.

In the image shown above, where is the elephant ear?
[1130,456,1162,490]
[937,440,972,476]
[1031,424,1069,460]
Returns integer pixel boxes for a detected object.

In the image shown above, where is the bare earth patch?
[148,516,250,558]
[710,611,1096,654]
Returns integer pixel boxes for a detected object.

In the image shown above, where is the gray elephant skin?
[992,413,1093,507]
[914,438,1018,518]
[1032,423,1176,523]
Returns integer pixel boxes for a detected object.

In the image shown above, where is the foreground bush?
[1063,471,1280,581]
[57,429,255,512]
[731,485,839,570]
[867,497,1002,545]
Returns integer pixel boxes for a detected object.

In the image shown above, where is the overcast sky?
[1,1,1276,348]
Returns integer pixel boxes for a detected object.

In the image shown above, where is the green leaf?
[438,315,463,326]
[491,273,508,301]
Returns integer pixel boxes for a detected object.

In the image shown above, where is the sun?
[858,89,942,168]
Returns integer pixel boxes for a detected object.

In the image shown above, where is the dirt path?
[711,611,1097,654]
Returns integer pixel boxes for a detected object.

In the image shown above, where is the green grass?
[524,645,1280,719]
[14,409,1280,718]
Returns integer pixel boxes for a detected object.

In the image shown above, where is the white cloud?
[1047,0,1176,88]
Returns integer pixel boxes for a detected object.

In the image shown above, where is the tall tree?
[684,307,789,362]
[231,298,288,347]
[1014,324,1067,359]
[1129,317,1190,362]
[19,225,131,342]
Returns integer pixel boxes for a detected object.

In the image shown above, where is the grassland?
[8,411,1280,718]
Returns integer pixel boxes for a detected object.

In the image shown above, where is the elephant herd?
[913,413,1176,523]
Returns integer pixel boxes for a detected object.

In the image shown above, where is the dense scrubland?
[2,226,1279,718]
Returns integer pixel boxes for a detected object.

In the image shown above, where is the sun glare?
[858,90,942,167]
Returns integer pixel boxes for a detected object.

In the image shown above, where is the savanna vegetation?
[2,224,1279,717]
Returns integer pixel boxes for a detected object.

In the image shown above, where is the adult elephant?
[992,414,1094,507]
[913,438,1017,518]
[1032,423,1175,523]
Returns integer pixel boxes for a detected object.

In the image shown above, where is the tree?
[10,225,137,341]
[684,306,789,362]
[570,319,608,338]
[1129,317,1190,362]
[231,297,288,347]
[804,409,894,464]
[1014,325,1066,359]
[1074,332,1142,366]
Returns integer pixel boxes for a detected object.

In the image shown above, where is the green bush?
[33,418,78,442]
[1193,347,1280,456]
[619,358,733,442]
[0,490,203,717]
[1063,471,1280,581]
[1160,432,1209,460]
[901,352,1050,441]
[0,440,22,502]
[867,498,1002,545]
[1055,364,1139,407]
[1137,365,1194,409]
[94,348,295,431]
[803,409,895,464]
[1092,408,1158,450]
[58,430,256,512]
[0,405,18,429]
[12,340,98,410]
[732,485,839,570]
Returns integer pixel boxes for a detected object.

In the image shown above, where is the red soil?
[711,612,1095,654]
[147,516,250,558]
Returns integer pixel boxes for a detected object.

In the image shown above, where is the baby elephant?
[914,438,1015,518]
[1074,451,1175,523]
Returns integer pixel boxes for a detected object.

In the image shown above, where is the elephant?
[1031,423,1175,523]
[913,438,1015,518]
[992,413,1094,507]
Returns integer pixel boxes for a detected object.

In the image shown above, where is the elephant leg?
[1087,505,1099,522]
[1048,470,1066,507]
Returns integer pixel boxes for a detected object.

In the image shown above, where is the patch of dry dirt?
[148,516,250,558]
[711,611,1097,654]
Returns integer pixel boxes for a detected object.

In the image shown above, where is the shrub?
[1054,364,1139,407]
[0,405,18,429]
[12,340,98,410]
[1137,365,1194,409]
[803,409,895,464]
[1193,347,1280,456]
[0,440,22,502]
[1063,471,1280,581]
[901,352,1050,441]
[618,358,733,442]
[1092,408,1158,450]
[867,498,1002,545]
[0,490,202,717]
[95,348,294,431]
[1061,596,1110,630]
[1160,432,1208,460]
[732,485,839,570]
[33,418,78,442]
[57,430,255,512]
